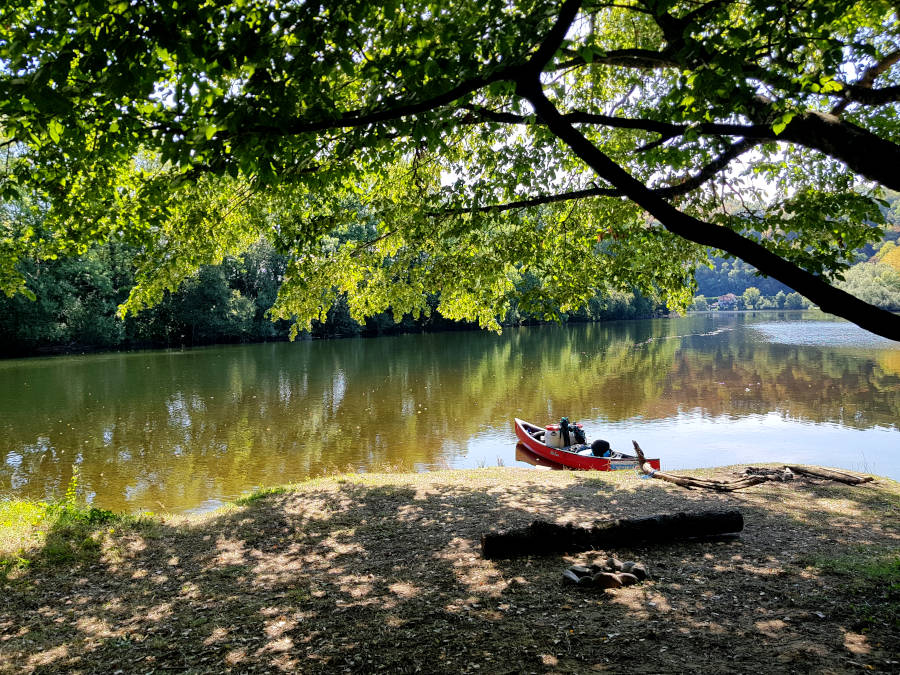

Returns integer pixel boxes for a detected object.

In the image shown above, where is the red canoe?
[515,443,566,470]
[514,418,661,472]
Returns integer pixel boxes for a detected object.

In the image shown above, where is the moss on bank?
[2,466,898,673]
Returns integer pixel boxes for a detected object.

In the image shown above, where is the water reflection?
[1,312,898,512]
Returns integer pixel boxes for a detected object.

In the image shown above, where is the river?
[1,311,898,513]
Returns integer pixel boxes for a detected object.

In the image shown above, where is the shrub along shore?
[2,466,898,673]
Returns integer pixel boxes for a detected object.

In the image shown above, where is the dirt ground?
[2,466,898,674]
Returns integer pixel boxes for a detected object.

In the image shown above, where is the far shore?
[2,465,898,673]
[1,309,820,361]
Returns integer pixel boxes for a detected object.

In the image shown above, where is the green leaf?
[47,119,63,143]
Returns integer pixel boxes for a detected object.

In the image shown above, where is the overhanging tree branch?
[462,103,900,192]
[517,76,900,341]
[838,84,900,106]
[765,110,900,192]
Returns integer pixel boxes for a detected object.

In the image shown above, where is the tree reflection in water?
[1,312,897,512]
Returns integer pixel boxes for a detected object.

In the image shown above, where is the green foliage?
[837,263,900,310]
[0,230,667,355]
[784,292,806,310]
[1,0,898,336]
[64,465,79,506]
[742,287,762,310]
[696,256,793,298]
[1,467,119,577]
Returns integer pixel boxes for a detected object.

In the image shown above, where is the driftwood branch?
[632,441,874,490]
[632,441,768,491]
[481,510,744,559]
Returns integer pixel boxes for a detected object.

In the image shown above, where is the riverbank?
[2,466,898,673]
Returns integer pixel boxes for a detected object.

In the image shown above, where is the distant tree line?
[692,258,900,314]
[689,288,811,312]
[0,239,664,357]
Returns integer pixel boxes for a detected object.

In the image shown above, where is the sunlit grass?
[0,499,122,577]
[0,499,48,569]
[1,470,130,578]
[234,486,290,505]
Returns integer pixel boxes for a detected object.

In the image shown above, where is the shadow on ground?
[2,468,898,673]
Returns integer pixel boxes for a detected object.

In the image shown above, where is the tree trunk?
[481,509,744,559]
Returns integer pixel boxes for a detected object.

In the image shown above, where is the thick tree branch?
[517,76,900,341]
[839,84,900,106]
[833,50,900,114]
[772,111,900,192]
[553,48,680,71]
[526,0,584,75]
[463,102,900,192]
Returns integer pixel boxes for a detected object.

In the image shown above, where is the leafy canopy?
[1,0,900,338]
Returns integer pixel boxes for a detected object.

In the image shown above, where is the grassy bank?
[2,466,898,673]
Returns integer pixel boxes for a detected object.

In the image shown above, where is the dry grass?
[1,466,898,673]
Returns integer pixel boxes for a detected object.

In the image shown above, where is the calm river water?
[1,312,898,513]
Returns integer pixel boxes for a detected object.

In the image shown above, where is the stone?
[616,572,640,586]
[592,572,623,589]
[562,569,582,584]
[621,561,649,580]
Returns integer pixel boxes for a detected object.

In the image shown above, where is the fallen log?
[481,509,743,559]
[784,465,874,485]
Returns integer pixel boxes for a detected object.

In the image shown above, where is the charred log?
[481,509,744,559]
